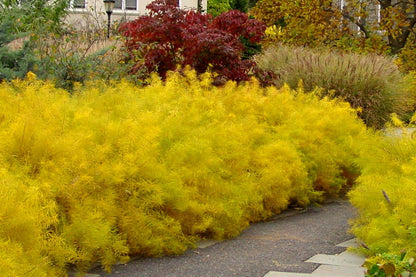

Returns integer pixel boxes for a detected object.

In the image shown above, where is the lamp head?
[103,0,115,13]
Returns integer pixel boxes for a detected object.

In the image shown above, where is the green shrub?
[0,0,68,34]
[33,30,129,90]
[0,0,126,88]
[255,45,409,128]
[0,71,367,275]
[0,18,36,81]
[364,252,416,277]
[229,0,248,12]
[207,0,232,16]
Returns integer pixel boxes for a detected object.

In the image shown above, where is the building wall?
[65,0,207,29]
[332,0,381,34]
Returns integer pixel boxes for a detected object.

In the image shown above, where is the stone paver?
[305,252,365,267]
[311,264,365,277]
[336,239,359,248]
[263,272,312,277]
[263,239,366,277]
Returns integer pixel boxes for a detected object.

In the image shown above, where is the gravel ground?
[88,200,356,277]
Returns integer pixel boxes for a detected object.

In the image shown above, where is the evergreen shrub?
[255,45,409,128]
[0,71,367,275]
[0,18,36,81]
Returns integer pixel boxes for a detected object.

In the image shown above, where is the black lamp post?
[103,0,115,38]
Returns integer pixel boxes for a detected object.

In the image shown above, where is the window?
[115,0,138,11]
[376,3,381,23]
[71,0,86,9]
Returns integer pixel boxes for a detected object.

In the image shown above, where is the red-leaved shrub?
[119,0,265,81]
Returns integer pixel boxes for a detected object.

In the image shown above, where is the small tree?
[119,0,265,82]
[341,0,416,55]
[251,0,350,48]
[0,0,68,34]
[251,0,416,55]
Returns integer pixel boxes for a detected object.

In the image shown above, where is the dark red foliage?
[119,0,266,81]
[211,10,266,44]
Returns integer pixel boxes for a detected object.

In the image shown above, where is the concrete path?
[88,200,364,277]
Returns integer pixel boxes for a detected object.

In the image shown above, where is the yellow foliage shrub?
[349,130,416,259]
[0,71,367,275]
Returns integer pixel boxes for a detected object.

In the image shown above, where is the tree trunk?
[388,36,406,55]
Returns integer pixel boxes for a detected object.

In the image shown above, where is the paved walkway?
[87,200,366,277]
[264,238,365,277]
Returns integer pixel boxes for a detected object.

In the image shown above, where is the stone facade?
[65,0,207,29]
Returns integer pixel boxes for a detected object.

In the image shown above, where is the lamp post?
[103,0,115,38]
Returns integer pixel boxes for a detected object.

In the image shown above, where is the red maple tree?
[119,0,265,82]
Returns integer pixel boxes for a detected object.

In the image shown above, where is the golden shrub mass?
[0,71,367,276]
[349,127,416,260]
